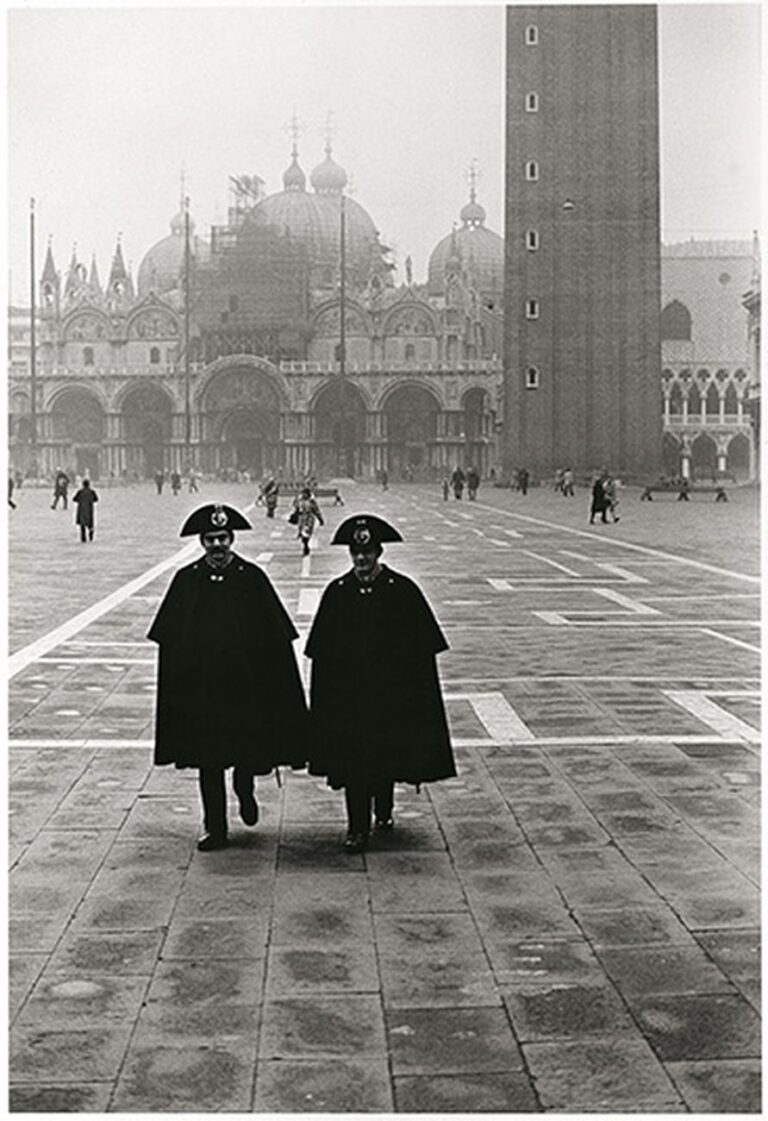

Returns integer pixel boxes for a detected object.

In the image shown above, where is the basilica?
[8,132,758,484]
[11,137,504,484]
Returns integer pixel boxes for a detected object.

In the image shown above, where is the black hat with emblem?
[180,503,252,537]
[331,513,403,547]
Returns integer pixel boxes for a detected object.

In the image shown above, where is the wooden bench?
[292,487,344,505]
[640,484,728,502]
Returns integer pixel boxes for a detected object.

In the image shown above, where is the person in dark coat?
[51,468,70,510]
[305,513,455,853]
[589,471,610,524]
[450,466,465,500]
[73,479,98,541]
[147,503,308,851]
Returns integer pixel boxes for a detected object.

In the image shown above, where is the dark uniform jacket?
[305,564,455,789]
[148,554,308,771]
[73,486,98,526]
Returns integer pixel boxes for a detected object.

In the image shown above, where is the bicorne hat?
[180,504,252,537]
[331,513,404,547]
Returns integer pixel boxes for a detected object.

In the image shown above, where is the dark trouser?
[198,767,254,836]
[79,523,94,542]
[344,780,395,835]
[52,492,67,509]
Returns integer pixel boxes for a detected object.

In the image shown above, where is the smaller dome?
[170,208,196,236]
[283,152,307,192]
[310,145,348,194]
[460,198,486,227]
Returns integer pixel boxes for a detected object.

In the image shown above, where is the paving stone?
[493,938,604,986]
[172,877,274,920]
[47,930,165,977]
[146,959,264,1007]
[163,916,267,960]
[9,954,46,1022]
[266,943,379,994]
[103,836,192,870]
[630,993,761,1060]
[473,898,582,941]
[134,998,260,1045]
[8,1083,113,1112]
[576,905,696,947]
[368,853,467,912]
[596,944,733,996]
[695,928,760,1005]
[68,893,175,931]
[255,1058,393,1112]
[523,1038,682,1110]
[387,1005,524,1074]
[665,1058,762,1112]
[11,829,111,880]
[15,972,150,1027]
[270,900,374,945]
[111,1044,253,1111]
[504,982,639,1042]
[394,1071,540,1112]
[671,892,760,930]
[10,1025,133,1082]
[260,994,387,1058]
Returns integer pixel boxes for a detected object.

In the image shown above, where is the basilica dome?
[428,189,503,300]
[137,206,210,297]
[251,145,383,282]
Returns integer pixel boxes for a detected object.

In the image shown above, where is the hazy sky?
[6,3,762,304]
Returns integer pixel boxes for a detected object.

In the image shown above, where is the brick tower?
[503,5,662,479]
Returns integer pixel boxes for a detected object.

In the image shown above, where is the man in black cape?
[148,503,308,851]
[305,513,456,852]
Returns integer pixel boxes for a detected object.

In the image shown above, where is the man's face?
[350,543,381,578]
[202,530,233,567]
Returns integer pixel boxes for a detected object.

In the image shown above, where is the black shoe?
[374,818,394,832]
[344,832,368,853]
[196,832,228,852]
[238,790,259,826]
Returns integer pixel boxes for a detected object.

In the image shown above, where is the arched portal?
[50,390,105,479]
[383,384,439,479]
[202,366,282,476]
[313,379,367,478]
[728,433,751,479]
[462,387,494,475]
[122,384,173,477]
[690,433,717,481]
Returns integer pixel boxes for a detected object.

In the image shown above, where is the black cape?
[305,564,455,789]
[148,554,308,770]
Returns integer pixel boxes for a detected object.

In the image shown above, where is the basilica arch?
[200,363,283,476]
[121,383,174,477]
[49,388,106,479]
[311,378,367,478]
[462,386,495,476]
[690,432,717,481]
[382,383,440,478]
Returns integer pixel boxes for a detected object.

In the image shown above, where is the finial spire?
[467,157,480,203]
[323,109,336,156]
[283,107,305,157]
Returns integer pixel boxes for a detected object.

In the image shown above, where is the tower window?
[526,299,540,320]
[660,300,692,341]
[525,160,539,181]
[149,346,161,364]
[526,230,539,251]
[83,346,94,366]
[526,92,539,112]
[526,366,540,389]
[525,24,539,45]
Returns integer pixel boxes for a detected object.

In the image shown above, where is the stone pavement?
[8,481,761,1112]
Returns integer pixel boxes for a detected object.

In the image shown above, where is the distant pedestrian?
[380,469,389,491]
[554,468,564,493]
[589,472,609,524]
[604,476,621,523]
[677,477,691,501]
[73,479,98,542]
[14,469,23,490]
[147,503,308,851]
[170,471,182,496]
[264,477,279,519]
[290,487,324,556]
[450,467,465,500]
[441,476,450,502]
[154,469,165,495]
[51,468,70,510]
[305,514,456,853]
[8,473,17,509]
[187,469,200,494]
[466,466,480,501]
[562,467,575,497]
[517,467,530,496]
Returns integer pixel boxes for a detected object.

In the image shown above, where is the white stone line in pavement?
[444,675,760,683]
[65,641,150,647]
[450,691,536,741]
[700,628,762,654]
[488,578,514,591]
[256,552,273,563]
[10,731,757,751]
[596,562,648,584]
[664,690,761,744]
[525,617,759,629]
[300,553,312,579]
[504,528,524,538]
[644,594,760,602]
[592,588,661,615]
[35,657,155,665]
[8,540,198,680]
[297,588,321,618]
[523,550,582,577]
[488,539,513,548]
[479,506,760,585]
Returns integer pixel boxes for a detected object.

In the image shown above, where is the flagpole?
[29,197,38,456]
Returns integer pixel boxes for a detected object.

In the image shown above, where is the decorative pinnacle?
[283,108,305,157]
[466,157,480,203]
[323,109,336,156]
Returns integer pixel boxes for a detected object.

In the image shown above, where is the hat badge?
[211,505,229,528]
[352,525,372,546]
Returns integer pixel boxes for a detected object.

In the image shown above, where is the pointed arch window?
[83,346,94,366]
[526,366,540,389]
[526,92,539,112]
[526,299,540,320]
[525,160,539,182]
[526,229,539,251]
[525,24,539,45]
[405,343,416,362]
[660,300,692,341]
